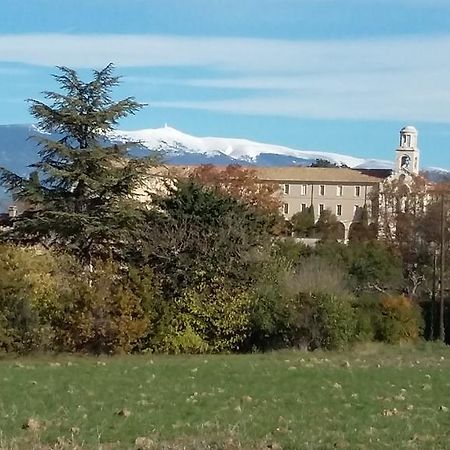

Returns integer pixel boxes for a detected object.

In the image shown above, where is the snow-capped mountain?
[0,124,448,180]
[110,125,394,170]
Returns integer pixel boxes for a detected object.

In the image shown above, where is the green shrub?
[291,292,356,350]
[0,245,57,353]
[50,261,152,354]
[354,294,423,344]
[152,279,252,353]
[159,325,209,354]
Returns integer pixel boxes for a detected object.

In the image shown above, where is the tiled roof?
[167,164,383,184]
[251,167,382,184]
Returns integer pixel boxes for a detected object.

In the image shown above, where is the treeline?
[0,65,444,354]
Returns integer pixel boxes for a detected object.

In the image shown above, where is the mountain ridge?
[0,124,448,178]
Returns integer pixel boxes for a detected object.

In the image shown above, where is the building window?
[283,184,290,195]
[319,204,325,215]
[336,204,342,216]
[337,185,343,196]
[355,186,361,197]
[300,184,307,195]
[319,185,325,196]
[301,203,307,212]
[283,203,289,214]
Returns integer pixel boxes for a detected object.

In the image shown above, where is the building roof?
[401,125,417,133]
[356,168,393,179]
[253,167,383,184]
[166,164,383,184]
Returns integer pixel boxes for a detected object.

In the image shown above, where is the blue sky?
[1,0,450,168]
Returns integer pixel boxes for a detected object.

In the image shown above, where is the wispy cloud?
[0,33,449,122]
[0,33,449,73]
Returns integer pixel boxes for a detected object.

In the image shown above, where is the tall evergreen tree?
[0,64,156,264]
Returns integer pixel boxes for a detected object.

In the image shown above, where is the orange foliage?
[189,164,281,213]
[379,294,423,342]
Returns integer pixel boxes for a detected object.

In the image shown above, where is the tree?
[315,209,342,241]
[310,159,338,168]
[0,64,156,265]
[309,158,348,168]
[189,164,280,214]
[291,206,315,237]
[349,205,377,242]
[136,178,273,296]
[373,175,432,297]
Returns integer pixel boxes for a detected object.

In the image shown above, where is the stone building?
[255,125,421,241]
[254,166,382,241]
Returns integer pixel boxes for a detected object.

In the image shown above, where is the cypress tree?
[0,64,157,264]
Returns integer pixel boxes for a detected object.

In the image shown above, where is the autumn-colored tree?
[189,164,281,214]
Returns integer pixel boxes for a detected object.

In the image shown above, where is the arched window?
[401,155,411,169]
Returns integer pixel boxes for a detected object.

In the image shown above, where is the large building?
[255,125,421,241]
[255,166,381,240]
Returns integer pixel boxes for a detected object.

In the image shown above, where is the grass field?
[1,343,449,449]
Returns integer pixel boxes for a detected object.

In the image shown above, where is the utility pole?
[430,244,437,340]
[439,193,446,342]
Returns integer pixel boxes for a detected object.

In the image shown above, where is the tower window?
[319,204,325,215]
[336,204,342,216]
[283,203,289,214]
[300,184,307,195]
[301,203,307,212]
[355,186,361,197]
[401,155,411,170]
[283,184,290,195]
[337,185,343,196]
[319,185,325,196]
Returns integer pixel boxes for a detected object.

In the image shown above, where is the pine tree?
[0,64,156,264]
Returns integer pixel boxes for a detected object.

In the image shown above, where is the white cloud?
[0,33,449,74]
[0,33,449,122]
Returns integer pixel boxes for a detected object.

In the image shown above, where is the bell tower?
[395,125,419,175]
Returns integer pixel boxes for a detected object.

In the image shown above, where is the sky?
[1,0,450,169]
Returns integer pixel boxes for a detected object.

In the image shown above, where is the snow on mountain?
[110,125,394,169]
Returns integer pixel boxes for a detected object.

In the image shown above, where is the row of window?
[283,184,362,197]
[282,203,361,217]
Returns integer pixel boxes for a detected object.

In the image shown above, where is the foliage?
[189,164,281,214]
[153,280,253,353]
[315,209,343,241]
[346,241,403,292]
[309,158,341,168]
[378,295,424,343]
[0,64,157,264]
[290,206,315,237]
[374,175,446,297]
[138,178,273,296]
[272,237,311,265]
[291,256,351,296]
[245,254,295,350]
[271,214,293,236]
[0,244,57,353]
[246,253,354,351]
[50,261,152,354]
[291,292,356,350]
[315,240,403,294]
[348,205,377,242]
[353,293,424,344]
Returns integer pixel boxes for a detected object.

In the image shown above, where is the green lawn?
[1,343,449,449]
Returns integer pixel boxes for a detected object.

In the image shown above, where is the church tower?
[395,125,420,175]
